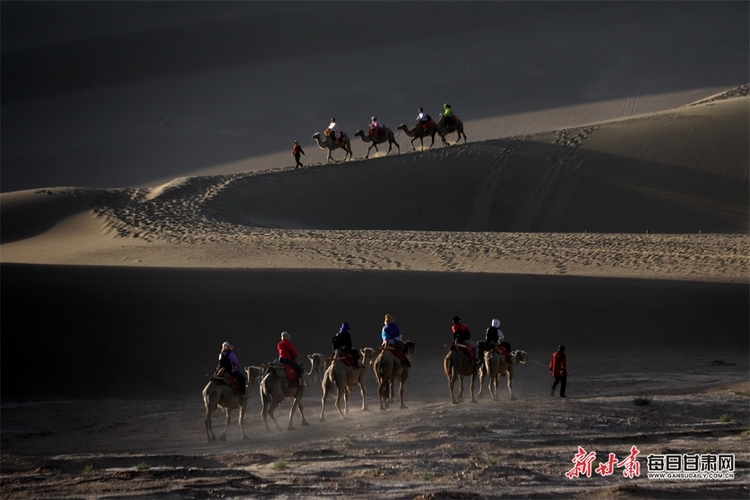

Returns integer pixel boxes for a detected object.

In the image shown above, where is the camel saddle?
[331,350,358,368]
[210,368,244,394]
[267,362,300,387]
[381,343,411,368]
[454,342,475,365]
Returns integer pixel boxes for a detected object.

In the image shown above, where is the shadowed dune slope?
[197,98,748,233]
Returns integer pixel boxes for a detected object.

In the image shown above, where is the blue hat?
[340,322,350,332]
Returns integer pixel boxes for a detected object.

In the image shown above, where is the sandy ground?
[1,363,748,499]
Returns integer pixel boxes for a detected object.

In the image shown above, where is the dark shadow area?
[1,2,747,192]
[2,264,747,400]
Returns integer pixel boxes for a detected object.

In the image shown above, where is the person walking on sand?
[549,344,567,397]
[291,140,305,168]
[278,331,305,386]
[217,341,246,396]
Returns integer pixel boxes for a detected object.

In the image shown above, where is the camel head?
[307,352,327,380]
[245,366,263,387]
[403,340,416,354]
[360,347,377,367]
[512,350,528,365]
[354,130,365,137]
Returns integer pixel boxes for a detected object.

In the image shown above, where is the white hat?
[281,331,291,340]
[491,319,500,328]
[222,341,233,350]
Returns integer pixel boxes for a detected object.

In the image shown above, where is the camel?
[444,344,480,404]
[436,115,467,146]
[354,127,401,158]
[259,353,326,433]
[319,347,378,421]
[202,365,262,442]
[312,132,353,163]
[373,341,416,411]
[477,349,529,401]
[397,123,438,151]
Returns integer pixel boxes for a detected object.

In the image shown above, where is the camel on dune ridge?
[354,127,401,158]
[436,115,467,146]
[312,132,353,163]
[320,347,378,421]
[202,365,263,442]
[259,353,326,433]
[397,123,438,151]
[478,349,528,401]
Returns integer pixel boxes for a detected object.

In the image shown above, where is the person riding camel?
[332,322,361,368]
[328,118,342,144]
[217,341,246,396]
[381,313,410,367]
[416,107,432,130]
[486,319,512,363]
[369,116,383,139]
[277,331,305,386]
[443,103,456,126]
[451,315,479,364]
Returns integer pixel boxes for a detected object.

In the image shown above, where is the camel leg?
[335,385,346,419]
[219,408,231,441]
[320,378,332,422]
[398,377,408,409]
[457,375,465,404]
[287,398,298,430]
[470,373,478,403]
[378,380,389,410]
[477,366,485,400]
[265,398,283,433]
[448,373,459,404]
[360,382,369,412]
[508,372,516,401]
[298,398,310,426]
[204,401,217,442]
[238,398,248,440]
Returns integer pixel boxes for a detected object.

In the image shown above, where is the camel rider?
[332,322,361,368]
[382,313,410,367]
[452,316,479,364]
[443,103,455,126]
[486,319,511,363]
[278,331,306,386]
[328,118,342,143]
[486,319,505,344]
[369,116,383,138]
[218,342,246,396]
[416,107,431,130]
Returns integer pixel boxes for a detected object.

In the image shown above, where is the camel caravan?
[311,105,468,163]
[202,315,527,441]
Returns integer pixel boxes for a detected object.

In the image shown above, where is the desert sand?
[1,2,749,499]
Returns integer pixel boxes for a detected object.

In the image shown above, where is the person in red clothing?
[451,315,479,364]
[278,331,305,386]
[549,344,567,397]
[291,140,305,169]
